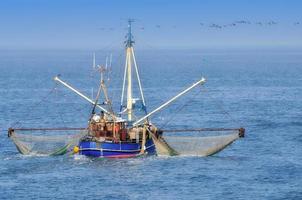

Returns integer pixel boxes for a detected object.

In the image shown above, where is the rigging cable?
[159,86,202,130]
[203,88,244,127]
[9,84,58,129]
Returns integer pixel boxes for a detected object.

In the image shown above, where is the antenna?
[108,53,113,82]
[90,53,96,95]
[125,19,135,48]
[105,56,108,70]
[109,53,112,68]
[92,52,96,69]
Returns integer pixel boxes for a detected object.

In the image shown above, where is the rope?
[203,88,243,126]
[54,87,67,127]
[159,86,202,129]
[10,84,58,129]
[162,128,241,132]
[9,81,91,130]
[53,83,92,123]
[10,127,86,131]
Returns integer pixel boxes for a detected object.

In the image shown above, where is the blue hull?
[79,139,156,158]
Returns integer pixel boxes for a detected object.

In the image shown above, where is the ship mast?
[120,19,147,122]
[126,19,133,121]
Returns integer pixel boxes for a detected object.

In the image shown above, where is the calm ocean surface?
[0,49,301,199]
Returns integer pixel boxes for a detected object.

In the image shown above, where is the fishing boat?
[8,20,245,158]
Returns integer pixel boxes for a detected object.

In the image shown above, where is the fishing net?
[151,134,179,156]
[154,130,241,157]
[8,129,87,156]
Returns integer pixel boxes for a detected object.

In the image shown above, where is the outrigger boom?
[53,76,116,119]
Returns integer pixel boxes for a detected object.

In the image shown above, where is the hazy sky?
[0,0,301,49]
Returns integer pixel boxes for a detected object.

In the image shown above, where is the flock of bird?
[99,20,301,31]
[207,20,279,29]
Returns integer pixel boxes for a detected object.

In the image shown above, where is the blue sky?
[0,0,301,49]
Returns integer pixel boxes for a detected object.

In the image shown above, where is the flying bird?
[228,23,236,27]
[267,21,278,25]
[235,20,250,24]
[209,24,222,29]
[222,23,236,28]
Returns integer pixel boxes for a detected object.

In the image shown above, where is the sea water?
[0,49,301,199]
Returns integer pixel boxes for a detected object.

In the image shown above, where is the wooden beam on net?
[8,127,86,131]
[161,127,245,137]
